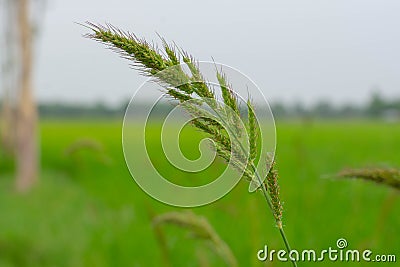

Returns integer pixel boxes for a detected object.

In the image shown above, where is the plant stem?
[279,222,297,267]
[212,109,297,266]
[256,172,298,267]
[226,129,296,266]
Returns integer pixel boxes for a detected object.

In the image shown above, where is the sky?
[33,0,400,107]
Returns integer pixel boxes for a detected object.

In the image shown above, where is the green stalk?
[252,167,297,267]
[263,181,297,267]
[213,109,297,267]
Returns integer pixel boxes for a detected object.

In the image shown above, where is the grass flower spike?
[84,22,297,266]
[338,167,400,190]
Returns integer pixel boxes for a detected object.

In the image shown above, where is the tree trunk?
[15,0,38,192]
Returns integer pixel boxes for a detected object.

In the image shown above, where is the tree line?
[17,92,399,120]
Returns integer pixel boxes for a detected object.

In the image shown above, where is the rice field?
[0,119,399,267]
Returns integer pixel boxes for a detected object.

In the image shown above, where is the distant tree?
[15,0,39,192]
[270,101,288,118]
[292,101,309,117]
[0,0,45,191]
[338,103,362,118]
[366,91,387,117]
[388,99,400,111]
[312,100,336,118]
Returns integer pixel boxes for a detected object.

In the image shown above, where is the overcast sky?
[34,0,400,106]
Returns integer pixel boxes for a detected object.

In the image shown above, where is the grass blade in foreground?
[84,22,297,267]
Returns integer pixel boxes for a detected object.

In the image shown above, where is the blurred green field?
[0,119,399,267]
